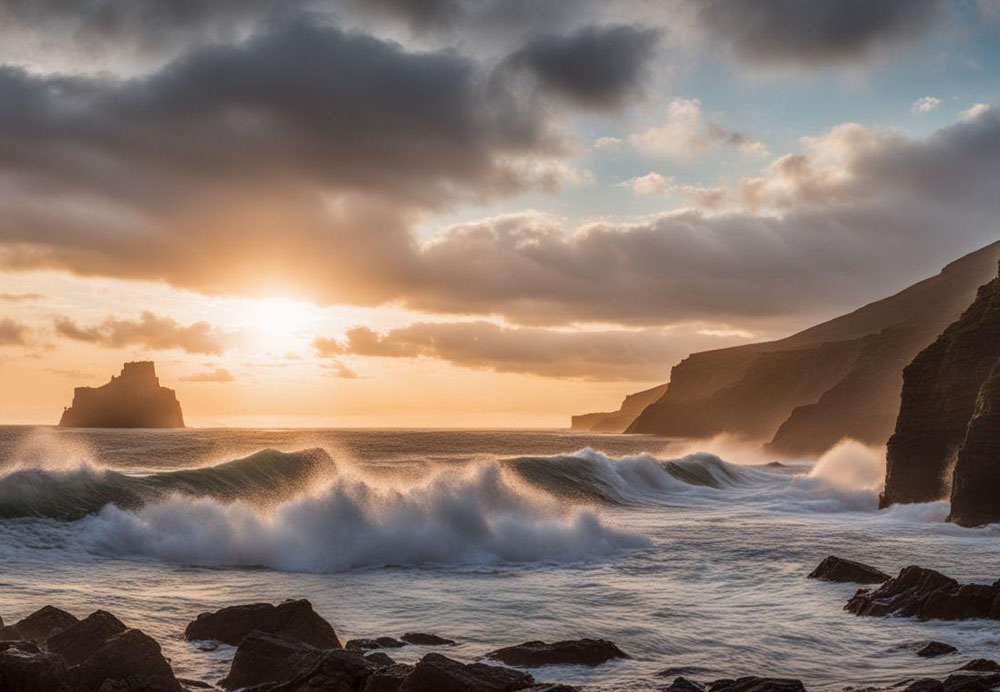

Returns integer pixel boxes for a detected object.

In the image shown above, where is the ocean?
[0,426,997,690]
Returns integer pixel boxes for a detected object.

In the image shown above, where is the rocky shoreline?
[2,558,999,692]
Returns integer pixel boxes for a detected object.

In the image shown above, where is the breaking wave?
[0,448,335,520]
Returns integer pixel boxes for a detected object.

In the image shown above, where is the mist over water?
[0,426,998,691]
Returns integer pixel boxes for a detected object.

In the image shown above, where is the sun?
[245,297,316,352]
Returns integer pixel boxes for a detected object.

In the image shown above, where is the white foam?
[79,461,650,572]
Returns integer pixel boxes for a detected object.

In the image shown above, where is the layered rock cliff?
[571,384,667,432]
[881,265,1000,524]
[59,361,185,428]
[571,241,1000,453]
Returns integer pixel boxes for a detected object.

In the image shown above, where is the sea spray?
[79,461,651,572]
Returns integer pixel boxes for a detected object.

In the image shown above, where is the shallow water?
[0,426,997,691]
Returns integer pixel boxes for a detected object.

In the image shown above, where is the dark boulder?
[235,645,374,692]
[918,642,958,658]
[845,566,1000,620]
[707,678,806,692]
[347,636,406,651]
[69,628,181,692]
[666,677,707,692]
[46,610,127,666]
[366,652,398,667]
[961,661,1000,672]
[486,639,629,667]
[400,632,455,646]
[942,674,1000,692]
[0,645,70,692]
[219,631,328,690]
[904,680,945,692]
[185,599,341,648]
[364,663,413,692]
[0,605,78,643]
[808,556,890,584]
[398,652,535,692]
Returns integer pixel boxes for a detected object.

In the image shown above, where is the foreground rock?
[845,566,1000,620]
[709,678,806,692]
[347,636,406,650]
[963,661,1000,673]
[185,599,341,647]
[0,605,78,642]
[71,628,181,692]
[220,632,346,689]
[486,639,629,667]
[46,610,127,666]
[808,556,890,584]
[918,642,958,658]
[400,632,455,646]
[399,652,535,692]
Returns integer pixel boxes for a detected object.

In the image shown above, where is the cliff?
[881,267,1000,522]
[571,241,1000,453]
[571,384,668,432]
[58,361,185,428]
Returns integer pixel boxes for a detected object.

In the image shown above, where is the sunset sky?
[2,0,1000,426]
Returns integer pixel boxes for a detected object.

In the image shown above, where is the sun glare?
[246,297,316,352]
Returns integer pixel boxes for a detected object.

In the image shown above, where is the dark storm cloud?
[499,25,660,110]
[314,322,729,381]
[53,312,228,354]
[695,0,944,65]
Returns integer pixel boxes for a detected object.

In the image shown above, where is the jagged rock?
[233,643,374,692]
[808,556,891,584]
[69,628,182,692]
[845,566,1000,620]
[219,631,329,689]
[918,642,958,658]
[46,610,127,666]
[0,605,78,643]
[526,686,580,692]
[961,661,1000,672]
[707,678,806,692]
[59,361,185,428]
[364,663,414,692]
[904,680,945,692]
[365,651,398,666]
[486,638,628,667]
[347,636,406,650]
[942,674,1000,692]
[185,599,341,648]
[882,264,1000,512]
[398,652,535,692]
[400,632,455,646]
[178,679,214,689]
[0,644,70,692]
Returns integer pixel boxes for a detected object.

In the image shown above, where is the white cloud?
[960,103,992,120]
[912,96,942,113]
[629,98,768,160]
[593,136,623,151]
[627,172,674,197]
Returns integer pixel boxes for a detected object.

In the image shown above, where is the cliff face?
[571,241,1000,453]
[948,359,1000,526]
[881,269,1000,517]
[59,361,185,428]
[571,384,667,432]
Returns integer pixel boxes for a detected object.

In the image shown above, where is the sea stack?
[58,361,185,428]
[881,261,1000,526]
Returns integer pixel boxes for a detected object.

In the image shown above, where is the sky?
[1,0,999,427]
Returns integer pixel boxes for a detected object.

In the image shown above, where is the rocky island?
[58,361,185,428]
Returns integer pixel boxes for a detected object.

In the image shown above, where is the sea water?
[0,426,997,690]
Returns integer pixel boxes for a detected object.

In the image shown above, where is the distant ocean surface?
[1,426,998,690]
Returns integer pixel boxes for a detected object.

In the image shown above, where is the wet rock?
[69,628,182,692]
[366,652,399,667]
[942,674,999,692]
[666,676,707,692]
[46,610,127,666]
[809,556,890,584]
[918,642,958,658]
[960,661,1000,673]
[400,632,455,646]
[904,680,945,692]
[0,605,78,643]
[398,652,535,692]
[949,357,1000,527]
[0,645,70,692]
[364,663,414,692]
[486,639,629,667]
[178,679,215,689]
[348,636,407,651]
[525,686,580,692]
[707,677,806,692]
[185,599,341,648]
[219,631,327,689]
[845,566,1000,620]
[241,646,374,692]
